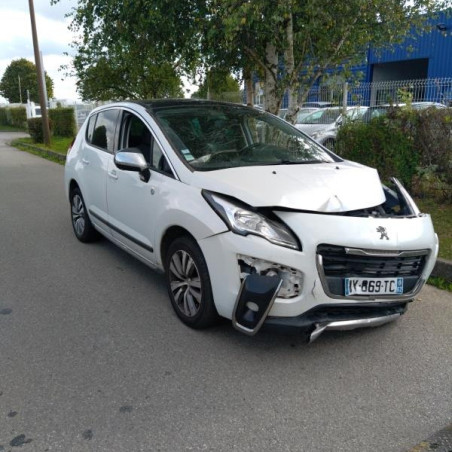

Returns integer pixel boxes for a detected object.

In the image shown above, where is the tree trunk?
[263,42,280,115]
[284,13,298,124]
[244,68,254,106]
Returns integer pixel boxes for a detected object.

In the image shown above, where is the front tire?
[165,236,218,329]
[70,187,100,242]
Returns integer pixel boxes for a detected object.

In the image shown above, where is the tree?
[207,0,452,120]
[0,58,54,104]
[191,69,241,102]
[55,0,207,100]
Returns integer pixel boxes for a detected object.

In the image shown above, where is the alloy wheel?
[71,194,86,237]
[169,250,202,317]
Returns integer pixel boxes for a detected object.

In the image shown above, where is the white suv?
[64,100,438,342]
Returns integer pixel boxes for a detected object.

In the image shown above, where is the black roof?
[133,98,247,113]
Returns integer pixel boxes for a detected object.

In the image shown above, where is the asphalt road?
[0,132,451,452]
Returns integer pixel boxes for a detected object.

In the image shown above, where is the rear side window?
[87,109,120,153]
[86,115,96,143]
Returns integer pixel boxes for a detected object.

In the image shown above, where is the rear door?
[79,108,120,236]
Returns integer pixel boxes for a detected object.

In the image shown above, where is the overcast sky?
[0,0,79,104]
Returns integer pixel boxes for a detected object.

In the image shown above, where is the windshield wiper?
[277,159,323,165]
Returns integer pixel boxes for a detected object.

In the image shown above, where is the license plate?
[344,277,403,296]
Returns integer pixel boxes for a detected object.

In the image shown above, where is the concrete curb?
[14,140,66,163]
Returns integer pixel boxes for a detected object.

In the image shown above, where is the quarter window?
[89,109,120,152]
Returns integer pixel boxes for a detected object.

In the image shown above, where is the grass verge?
[11,138,66,165]
[427,276,452,292]
[415,198,452,261]
[14,136,73,155]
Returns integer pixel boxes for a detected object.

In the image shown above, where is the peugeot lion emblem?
[377,226,389,240]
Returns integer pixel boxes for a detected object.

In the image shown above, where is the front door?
[106,110,175,265]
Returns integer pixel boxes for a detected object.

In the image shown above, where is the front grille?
[317,244,428,297]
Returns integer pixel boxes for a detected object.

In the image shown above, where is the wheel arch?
[160,226,197,270]
[68,179,80,200]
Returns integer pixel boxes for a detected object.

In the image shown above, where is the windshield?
[300,108,342,125]
[152,104,338,171]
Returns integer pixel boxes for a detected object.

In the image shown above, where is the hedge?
[336,107,452,202]
[27,117,53,143]
[0,108,7,125]
[9,107,27,128]
[49,107,76,137]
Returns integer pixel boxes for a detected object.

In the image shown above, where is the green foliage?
[336,107,452,199]
[15,136,73,155]
[0,58,54,103]
[49,107,77,137]
[0,108,7,125]
[56,0,206,101]
[8,107,27,129]
[415,197,452,260]
[206,0,450,115]
[191,70,241,102]
[336,110,419,188]
[27,117,53,143]
[428,276,452,292]
[415,108,452,184]
[54,0,451,111]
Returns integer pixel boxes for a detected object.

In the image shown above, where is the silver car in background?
[295,106,368,150]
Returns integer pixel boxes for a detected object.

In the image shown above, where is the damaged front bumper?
[232,272,409,341]
[263,300,408,342]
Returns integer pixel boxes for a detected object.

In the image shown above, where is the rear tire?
[70,187,100,243]
[165,236,219,329]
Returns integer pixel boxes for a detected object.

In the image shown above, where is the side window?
[122,114,152,163]
[86,114,96,143]
[121,112,174,177]
[152,140,163,168]
[89,109,119,153]
[151,140,171,174]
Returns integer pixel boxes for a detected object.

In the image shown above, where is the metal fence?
[302,78,452,107]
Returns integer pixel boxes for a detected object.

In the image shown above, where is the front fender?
[153,188,228,267]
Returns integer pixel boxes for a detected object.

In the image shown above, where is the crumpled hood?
[191,161,385,212]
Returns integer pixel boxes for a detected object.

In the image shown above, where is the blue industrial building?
[279,11,452,108]
[366,11,452,83]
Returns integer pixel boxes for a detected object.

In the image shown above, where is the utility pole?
[28,0,51,146]
[18,76,22,104]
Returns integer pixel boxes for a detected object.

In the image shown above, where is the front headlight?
[203,191,299,250]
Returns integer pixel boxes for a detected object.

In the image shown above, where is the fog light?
[238,255,303,298]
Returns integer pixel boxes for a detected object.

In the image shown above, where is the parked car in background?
[295,106,368,150]
[278,108,288,119]
[278,107,319,124]
[411,102,447,110]
[361,102,447,122]
[65,100,437,342]
[302,101,334,108]
[295,107,319,124]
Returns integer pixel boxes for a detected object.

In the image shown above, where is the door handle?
[82,158,90,165]
[108,170,118,180]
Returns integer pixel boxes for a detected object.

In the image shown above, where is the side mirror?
[114,148,149,172]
